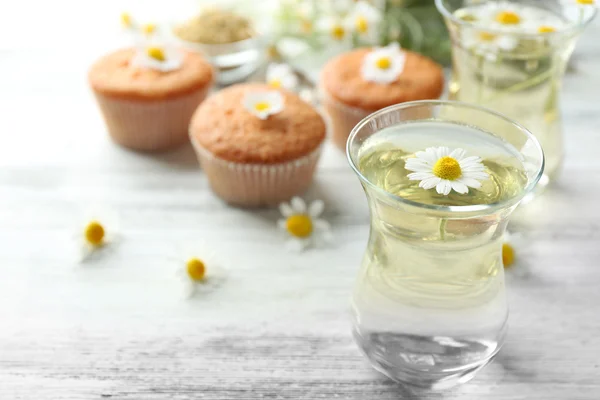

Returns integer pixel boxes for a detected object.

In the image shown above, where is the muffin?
[320,44,444,150]
[190,83,326,207]
[89,47,214,152]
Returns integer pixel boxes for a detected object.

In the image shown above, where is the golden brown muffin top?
[88,48,214,101]
[321,48,444,111]
[190,83,326,164]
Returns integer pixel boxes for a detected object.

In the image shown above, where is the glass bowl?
[169,30,269,86]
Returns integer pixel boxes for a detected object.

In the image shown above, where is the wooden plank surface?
[1,2,599,399]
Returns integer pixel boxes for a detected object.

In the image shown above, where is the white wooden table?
[1,2,599,398]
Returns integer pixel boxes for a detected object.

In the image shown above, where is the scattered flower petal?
[405,147,489,196]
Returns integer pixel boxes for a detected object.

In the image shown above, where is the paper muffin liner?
[319,87,374,151]
[93,85,212,152]
[190,140,323,207]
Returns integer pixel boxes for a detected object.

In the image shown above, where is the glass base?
[353,327,505,390]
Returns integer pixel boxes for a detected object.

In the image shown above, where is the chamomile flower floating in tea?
[358,120,529,207]
[361,43,406,84]
[266,63,298,91]
[405,147,489,195]
[75,206,119,262]
[440,0,593,189]
[243,91,284,120]
[346,1,382,43]
[179,243,227,298]
[463,30,518,60]
[278,197,332,252]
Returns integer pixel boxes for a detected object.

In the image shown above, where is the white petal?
[436,147,451,159]
[278,219,288,231]
[420,176,441,190]
[286,238,307,253]
[496,35,518,51]
[407,172,435,181]
[449,148,467,160]
[281,74,299,90]
[451,181,469,194]
[279,202,294,217]
[308,200,325,218]
[314,219,331,232]
[459,156,482,165]
[425,147,439,162]
[463,171,490,181]
[290,197,307,214]
[461,164,486,172]
[404,159,430,171]
[183,281,197,299]
[414,150,436,164]
[456,177,482,189]
[436,180,452,195]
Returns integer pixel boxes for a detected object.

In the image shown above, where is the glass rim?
[346,100,545,215]
[435,0,598,39]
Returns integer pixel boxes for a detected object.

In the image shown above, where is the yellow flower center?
[479,32,497,42]
[331,25,346,41]
[432,156,462,181]
[576,0,594,5]
[143,23,156,35]
[254,101,271,112]
[120,12,132,28]
[286,215,313,238]
[375,56,392,70]
[496,11,521,25]
[186,258,206,282]
[146,47,166,62]
[355,16,369,33]
[502,243,515,268]
[269,79,281,89]
[301,19,313,33]
[538,25,556,33]
[84,221,105,247]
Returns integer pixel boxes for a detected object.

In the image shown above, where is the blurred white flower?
[361,43,406,84]
[278,197,333,252]
[178,242,228,298]
[266,63,299,91]
[346,1,382,43]
[317,16,352,46]
[464,29,518,61]
[243,91,284,120]
[75,205,119,263]
[131,42,184,72]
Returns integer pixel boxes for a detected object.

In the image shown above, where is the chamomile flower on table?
[502,232,532,278]
[75,206,120,263]
[405,147,489,196]
[346,1,382,44]
[266,63,298,91]
[243,91,284,120]
[361,43,406,84]
[178,242,228,298]
[278,197,333,252]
